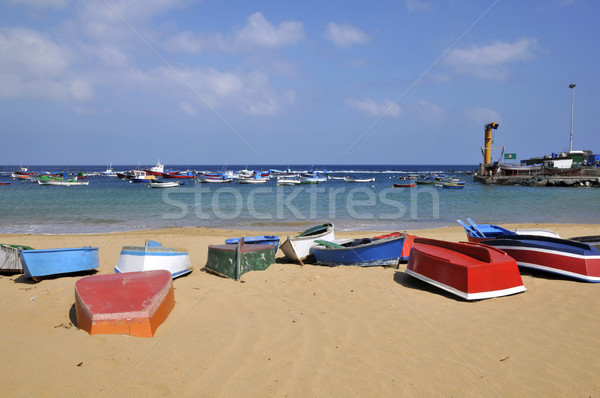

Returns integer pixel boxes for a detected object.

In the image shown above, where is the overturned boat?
[280,223,335,265]
[114,240,192,279]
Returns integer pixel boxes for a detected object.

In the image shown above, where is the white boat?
[514,229,561,238]
[101,163,118,177]
[143,161,165,176]
[327,176,345,180]
[280,223,335,265]
[149,180,179,188]
[277,177,301,186]
[37,180,89,186]
[237,175,268,184]
[344,176,375,183]
[114,240,192,279]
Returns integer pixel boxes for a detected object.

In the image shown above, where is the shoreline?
[1,223,599,397]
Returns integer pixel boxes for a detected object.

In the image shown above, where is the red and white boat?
[406,237,526,300]
[143,161,165,176]
[485,235,600,282]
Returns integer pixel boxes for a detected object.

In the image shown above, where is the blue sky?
[0,0,597,166]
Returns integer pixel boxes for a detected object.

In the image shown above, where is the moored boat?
[485,234,600,282]
[280,223,335,265]
[344,176,375,183]
[114,240,192,278]
[406,237,526,300]
[143,161,165,176]
[237,174,269,184]
[149,180,179,188]
[20,246,99,281]
[277,177,301,186]
[311,233,406,267]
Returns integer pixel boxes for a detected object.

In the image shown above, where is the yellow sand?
[1,223,599,397]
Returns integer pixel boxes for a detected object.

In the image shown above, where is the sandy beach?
[1,223,599,397]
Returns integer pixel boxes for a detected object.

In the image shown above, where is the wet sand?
[1,223,599,397]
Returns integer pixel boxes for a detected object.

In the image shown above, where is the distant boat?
[237,174,269,184]
[0,181,12,185]
[344,176,375,183]
[149,180,179,188]
[143,161,165,176]
[277,177,301,186]
[441,182,464,189]
[280,223,335,265]
[20,246,99,281]
[311,233,406,267]
[197,173,233,183]
[406,237,526,300]
[162,171,195,179]
[37,174,89,186]
[0,243,33,273]
[115,240,192,279]
[299,172,327,184]
[101,163,117,177]
[206,237,276,280]
[394,177,415,188]
[225,235,280,252]
[485,234,600,282]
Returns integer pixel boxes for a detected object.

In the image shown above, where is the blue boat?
[457,219,516,242]
[20,247,99,281]
[310,233,406,267]
[225,235,280,252]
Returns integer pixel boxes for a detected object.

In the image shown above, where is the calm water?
[1,164,598,234]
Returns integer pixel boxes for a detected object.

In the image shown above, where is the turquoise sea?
[1,165,598,234]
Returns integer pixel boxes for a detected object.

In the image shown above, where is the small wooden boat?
[458,219,560,243]
[0,244,33,273]
[20,246,99,281]
[311,233,406,267]
[280,223,335,265]
[142,161,165,176]
[0,182,12,185]
[37,179,89,186]
[344,176,375,183]
[441,182,464,189]
[75,270,175,337]
[114,240,193,278]
[237,175,269,184]
[277,177,301,186]
[197,173,233,183]
[224,235,280,252]
[486,235,600,282]
[162,171,195,179]
[206,237,276,280]
[406,237,526,300]
[149,180,179,188]
[394,177,415,188]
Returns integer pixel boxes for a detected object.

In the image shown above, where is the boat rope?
[368,268,501,398]
[101,278,220,397]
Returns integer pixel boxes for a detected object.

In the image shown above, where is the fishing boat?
[441,182,464,189]
[143,161,165,176]
[299,172,327,184]
[327,176,345,180]
[344,176,375,183]
[206,237,276,280]
[114,240,192,278]
[149,180,179,188]
[237,174,269,184]
[197,173,233,183]
[37,174,90,186]
[0,243,33,273]
[277,177,301,186]
[394,177,415,188]
[162,170,196,179]
[311,233,406,267]
[225,235,280,252]
[485,235,600,282]
[20,246,99,281]
[0,182,12,185]
[101,163,118,177]
[75,270,175,337]
[406,238,526,300]
[458,219,560,243]
[279,223,335,265]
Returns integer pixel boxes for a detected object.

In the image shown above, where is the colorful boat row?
[3,221,599,338]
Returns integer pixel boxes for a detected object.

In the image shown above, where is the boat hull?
[224,236,280,252]
[114,243,193,278]
[280,224,335,264]
[406,238,526,300]
[206,240,275,280]
[311,234,405,267]
[75,270,174,337]
[21,247,99,281]
[485,235,600,282]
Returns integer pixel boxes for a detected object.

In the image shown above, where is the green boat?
[0,244,34,273]
[206,237,275,280]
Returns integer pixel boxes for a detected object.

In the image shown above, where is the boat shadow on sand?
[393,270,471,302]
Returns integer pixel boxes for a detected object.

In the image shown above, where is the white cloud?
[324,23,370,48]
[178,101,197,116]
[345,98,401,118]
[404,0,434,11]
[234,12,305,50]
[445,37,539,79]
[465,107,501,125]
